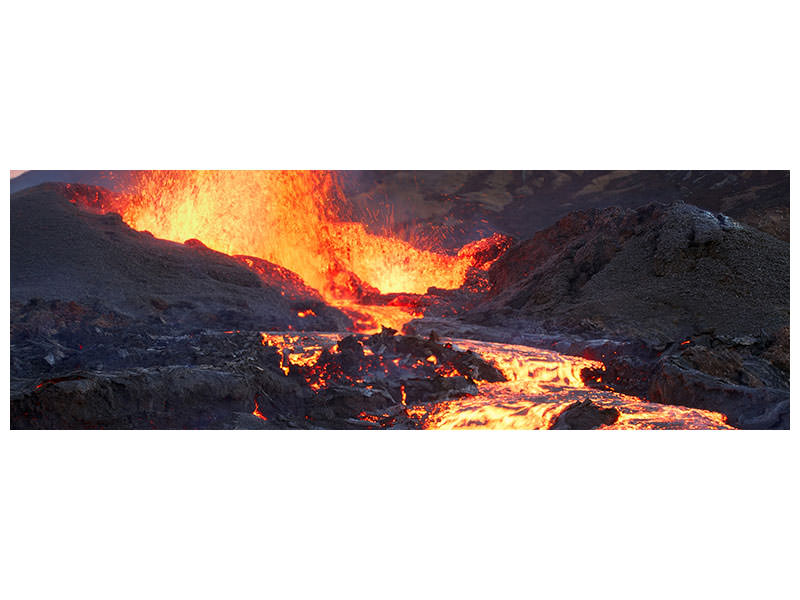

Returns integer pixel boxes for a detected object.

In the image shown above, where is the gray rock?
[550,400,620,430]
[10,183,352,332]
[649,360,789,430]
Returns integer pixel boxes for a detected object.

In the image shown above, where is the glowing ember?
[252,398,268,421]
[262,333,339,387]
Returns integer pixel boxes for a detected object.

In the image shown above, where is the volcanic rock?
[763,326,790,373]
[10,183,351,332]
[309,385,397,426]
[13,366,258,429]
[469,202,788,346]
[649,359,789,430]
[232,254,324,303]
[10,329,309,429]
[550,400,620,430]
[365,327,506,383]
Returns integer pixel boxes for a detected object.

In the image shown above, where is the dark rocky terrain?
[470,202,788,342]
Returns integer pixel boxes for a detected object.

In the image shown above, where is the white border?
[2,2,798,599]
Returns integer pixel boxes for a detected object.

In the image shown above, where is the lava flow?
[415,339,732,430]
[259,332,732,430]
[93,170,491,332]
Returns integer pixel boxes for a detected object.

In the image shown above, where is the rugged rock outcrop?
[469,202,788,345]
[10,325,303,429]
[11,183,351,332]
[648,358,788,430]
[550,400,620,430]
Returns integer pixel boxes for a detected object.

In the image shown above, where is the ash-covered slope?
[11,183,350,332]
[469,202,788,344]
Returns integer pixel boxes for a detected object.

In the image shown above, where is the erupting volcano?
[88,170,503,332]
[10,170,790,429]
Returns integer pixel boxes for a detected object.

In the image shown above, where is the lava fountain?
[100,170,492,331]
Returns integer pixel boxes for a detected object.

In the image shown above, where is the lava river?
[415,339,732,429]
[263,332,733,430]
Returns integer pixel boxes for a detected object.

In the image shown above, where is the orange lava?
[259,332,734,430]
[416,339,734,430]
[103,170,486,332]
[335,302,422,334]
[252,398,268,421]
[262,333,338,386]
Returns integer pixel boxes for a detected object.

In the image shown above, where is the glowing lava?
[260,332,734,430]
[96,170,488,332]
[416,339,733,430]
[252,398,268,421]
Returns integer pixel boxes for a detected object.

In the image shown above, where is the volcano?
[9,170,789,429]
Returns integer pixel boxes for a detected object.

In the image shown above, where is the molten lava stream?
[415,339,733,430]
[259,333,732,430]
